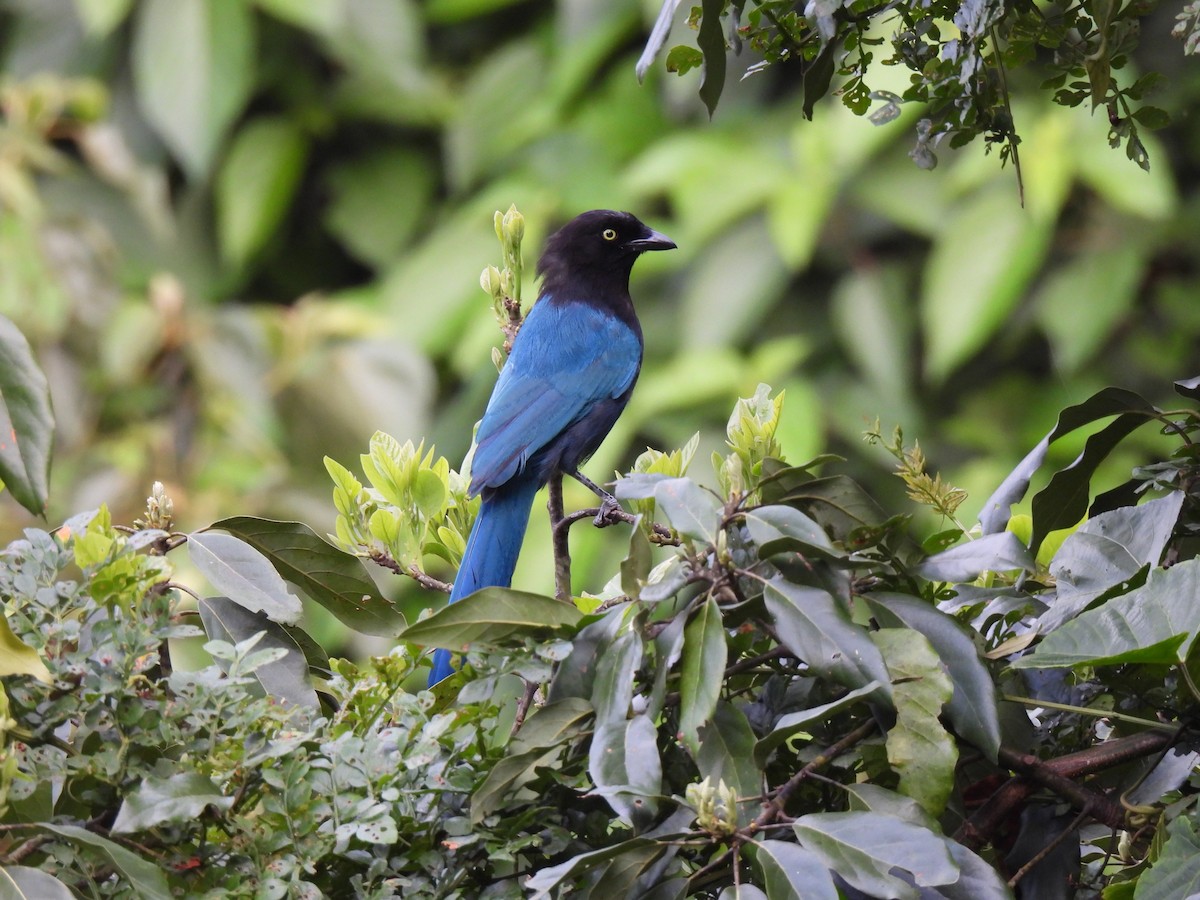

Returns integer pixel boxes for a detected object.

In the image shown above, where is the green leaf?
[615,474,722,545]
[0,865,74,899]
[217,117,309,268]
[744,505,841,562]
[132,0,254,179]
[72,0,135,37]
[198,596,319,710]
[253,0,342,33]
[793,812,959,899]
[750,840,838,900]
[402,587,581,651]
[208,516,403,637]
[1039,491,1183,632]
[472,698,593,825]
[764,579,891,701]
[696,0,726,116]
[696,702,761,827]
[1014,557,1200,668]
[754,682,880,766]
[590,714,661,826]
[325,148,436,266]
[40,824,171,899]
[0,314,54,516]
[865,593,1001,762]
[111,772,234,833]
[921,186,1051,382]
[1134,815,1200,899]
[187,531,303,625]
[0,614,50,683]
[665,45,703,75]
[872,629,957,816]
[678,596,726,756]
[916,532,1034,583]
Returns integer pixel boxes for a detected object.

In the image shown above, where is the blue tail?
[428,478,541,685]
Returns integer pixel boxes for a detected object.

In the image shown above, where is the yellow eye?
[602,228,618,241]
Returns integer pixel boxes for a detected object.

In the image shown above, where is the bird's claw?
[593,496,623,528]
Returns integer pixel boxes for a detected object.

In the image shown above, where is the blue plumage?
[429,210,675,684]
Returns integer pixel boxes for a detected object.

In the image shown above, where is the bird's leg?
[568,469,623,527]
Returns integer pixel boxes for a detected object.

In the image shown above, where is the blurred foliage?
[2,0,1200,643]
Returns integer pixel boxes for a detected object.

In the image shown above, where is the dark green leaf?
[111,772,234,833]
[744,505,841,562]
[0,314,53,516]
[865,593,1001,762]
[697,0,727,116]
[764,579,891,702]
[754,682,880,766]
[679,596,726,756]
[187,531,302,625]
[591,714,661,826]
[751,839,838,900]
[198,596,319,710]
[40,825,171,899]
[697,702,761,826]
[549,606,626,702]
[209,517,402,637]
[803,40,837,121]
[1131,105,1170,130]
[793,812,958,898]
[1014,557,1200,668]
[402,587,580,651]
[1175,376,1200,400]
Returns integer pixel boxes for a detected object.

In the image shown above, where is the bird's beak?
[628,229,677,252]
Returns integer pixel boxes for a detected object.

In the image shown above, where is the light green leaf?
[1134,815,1200,899]
[793,812,958,900]
[678,596,726,756]
[324,148,435,266]
[111,773,234,833]
[0,615,50,684]
[0,865,74,899]
[132,0,254,179]
[872,629,958,816]
[751,840,838,900]
[40,824,171,899]
[615,474,722,545]
[921,185,1052,382]
[1014,557,1200,668]
[865,593,1002,761]
[253,0,343,33]
[188,531,303,625]
[0,314,54,516]
[402,587,581,651]
[217,117,309,268]
[72,0,135,37]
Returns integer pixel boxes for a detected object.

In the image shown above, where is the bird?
[428,210,676,684]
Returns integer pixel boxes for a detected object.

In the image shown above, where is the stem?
[548,476,571,601]
[1001,694,1177,732]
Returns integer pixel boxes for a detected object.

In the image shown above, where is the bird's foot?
[593,495,624,528]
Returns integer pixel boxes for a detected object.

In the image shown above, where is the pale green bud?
[480,265,502,298]
[493,210,505,243]
[502,205,524,245]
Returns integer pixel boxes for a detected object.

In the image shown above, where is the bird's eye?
[602,228,618,241]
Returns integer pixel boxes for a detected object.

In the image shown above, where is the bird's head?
[537,210,676,285]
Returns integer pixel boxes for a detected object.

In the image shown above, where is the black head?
[536,210,676,292]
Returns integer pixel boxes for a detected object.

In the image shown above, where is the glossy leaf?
[187,531,302,625]
[1014,557,1200,668]
[198,596,319,710]
[916,532,1034,583]
[0,314,53,516]
[865,593,1001,761]
[764,579,891,702]
[873,629,957,816]
[751,840,838,900]
[403,587,580,651]
[132,0,253,179]
[678,596,726,756]
[793,812,958,899]
[40,825,170,899]
[208,516,402,637]
[112,772,234,833]
[1039,491,1183,632]
[217,117,309,268]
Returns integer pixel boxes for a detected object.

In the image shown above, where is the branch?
[548,475,571,601]
[366,550,452,593]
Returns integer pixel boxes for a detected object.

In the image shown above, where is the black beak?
[628,228,677,252]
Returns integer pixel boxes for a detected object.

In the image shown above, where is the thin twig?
[1007,807,1090,888]
[510,680,540,739]
[548,476,571,601]
[366,550,453,593]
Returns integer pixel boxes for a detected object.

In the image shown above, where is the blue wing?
[469,299,641,492]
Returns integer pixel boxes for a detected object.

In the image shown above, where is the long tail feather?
[428,478,540,685]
